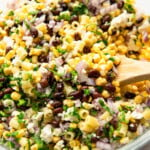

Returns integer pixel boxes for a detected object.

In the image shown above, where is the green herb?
[119,111,127,123]
[83,89,90,96]
[17,99,26,106]
[58,13,71,21]
[8,10,14,16]
[6,131,18,137]
[33,66,39,71]
[112,136,121,141]
[7,141,15,149]
[109,125,114,138]
[14,19,21,24]
[92,30,102,35]
[28,11,38,15]
[99,99,114,114]
[96,86,103,93]
[83,134,94,149]
[72,3,88,15]
[104,53,109,55]
[33,136,49,150]
[97,39,108,46]
[124,3,135,13]
[90,109,98,116]
[109,57,115,62]
[70,107,81,122]
[3,94,11,99]
[17,112,25,124]
[63,105,68,111]
[0,111,7,117]
[57,48,67,54]
[115,96,121,101]
[24,21,30,29]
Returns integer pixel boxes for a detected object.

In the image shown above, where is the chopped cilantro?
[119,111,127,123]
[91,30,102,35]
[99,99,114,115]
[17,112,25,124]
[72,3,88,15]
[17,99,26,106]
[63,105,68,111]
[57,48,67,54]
[24,21,30,29]
[58,13,71,21]
[90,109,98,116]
[28,11,38,15]
[115,96,121,101]
[8,10,14,16]
[97,39,108,46]
[3,94,11,99]
[6,131,18,137]
[83,134,94,149]
[33,66,39,71]
[96,86,103,93]
[124,3,135,13]
[83,89,90,96]
[109,57,115,62]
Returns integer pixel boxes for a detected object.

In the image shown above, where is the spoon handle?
[117,56,150,86]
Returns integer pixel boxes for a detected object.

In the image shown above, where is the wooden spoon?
[116,55,150,86]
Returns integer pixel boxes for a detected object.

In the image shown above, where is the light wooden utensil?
[117,55,150,86]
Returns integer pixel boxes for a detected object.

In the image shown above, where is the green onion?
[8,10,14,16]
[57,48,67,54]
[72,3,88,15]
[83,89,90,96]
[99,99,114,115]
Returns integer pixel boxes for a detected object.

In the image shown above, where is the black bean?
[81,95,90,102]
[51,120,60,127]
[30,27,38,38]
[44,12,50,23]
[69,90,83,99]
[136,17,144,24]
[38,54,48,63]
[92,91,102,99]
[117,1,124,9]
[5,47,12,54]
[70,15,79,22]
[52,8,61,16]
[74,33,81,41]
[110,0,116,4]
[3,88,13,94]
[59,2,68,11]
[91,137,99,143]
[96,128,103,136]
[106,71,115,82]
[126,24,134,30]
[52,39,61,46]
[105,83,116,93]
[0,92,4,98]
[51,101,62,108]
[128,122,137,132]
[56,82,64,92]
[101,15,111,24]
[64,73,72,83]
[53,92,65,100]
[111,29,117,35]
[110,117,118,129]
[37,11,44,17]
[124,92,136,99]
[88,69,100,78]
[0,102,4,109]
[88,5,97,14]
[0,77,6,82]
[127,50,140,55]
[48,72,55,85]
[40,77,49,88]
[47,25,53,36]
[53,107,63,114]
[83,46,91,54]
[100,24,110,31]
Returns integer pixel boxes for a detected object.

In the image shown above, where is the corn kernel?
[70,123,77,129]
[31,144,38,150]
[134,95,143,104]
[11,92,21,101]
[143,108,150,120]
[96,77,107,86]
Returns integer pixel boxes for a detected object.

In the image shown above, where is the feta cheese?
[40,125,52,143]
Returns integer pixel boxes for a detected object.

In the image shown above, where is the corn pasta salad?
[0,0,150,150]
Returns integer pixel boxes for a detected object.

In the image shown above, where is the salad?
[0,0,150,150]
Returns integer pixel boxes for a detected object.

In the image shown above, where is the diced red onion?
[142,31,149,42]
[35,15,46,26]
[75,61,95,86]
[100,4,118,15]
[55,57,64,67]
[96,141,113,150]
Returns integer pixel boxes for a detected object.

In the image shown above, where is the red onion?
[100,4,118,15]
[142,31,149,42]
[96,141,113,150]
[55,57,64,67]
[35,15,46,26]
[75,61,95,85]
